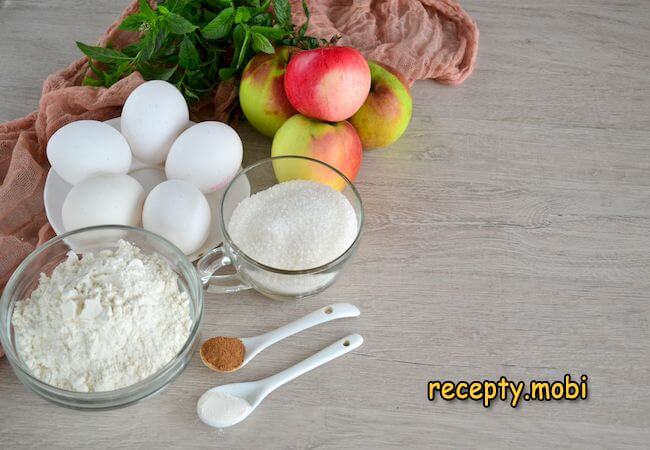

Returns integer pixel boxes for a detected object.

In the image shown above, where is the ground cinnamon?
[200,336,246,372]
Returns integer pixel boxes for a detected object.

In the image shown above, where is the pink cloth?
[0,0,478,357]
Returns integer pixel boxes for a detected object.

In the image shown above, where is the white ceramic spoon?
[240,303,360,368]
[197,333,363,428]
[201,303,361,372]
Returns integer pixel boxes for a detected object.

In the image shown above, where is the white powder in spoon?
[197,391,253,428]
[227,180,358,270]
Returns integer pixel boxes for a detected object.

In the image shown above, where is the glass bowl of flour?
[0,225,204,410]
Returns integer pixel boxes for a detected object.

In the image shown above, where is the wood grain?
[1,0,649,448]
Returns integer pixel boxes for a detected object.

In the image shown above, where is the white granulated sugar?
[11,240,191,392]
[197,391,253,428]
[227,180,358,270]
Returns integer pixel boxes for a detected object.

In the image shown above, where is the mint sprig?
[77,0,331,104]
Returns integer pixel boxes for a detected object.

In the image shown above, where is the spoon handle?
[259,334,363,396]
[243,303,360,363]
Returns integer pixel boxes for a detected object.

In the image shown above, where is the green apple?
[349,61,413,149]
[239,46,299,137]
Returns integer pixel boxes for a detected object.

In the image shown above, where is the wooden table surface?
[1,1,649,448]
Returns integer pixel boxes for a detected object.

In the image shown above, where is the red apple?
[284,46,371,122]
[271,114,362,190]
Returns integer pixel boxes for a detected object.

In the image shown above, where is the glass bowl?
[197,156,364,300]
[0,225,204,410]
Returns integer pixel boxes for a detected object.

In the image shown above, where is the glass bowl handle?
[196,246,250,294]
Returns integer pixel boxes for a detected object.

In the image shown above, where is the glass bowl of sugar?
[197,156,364,301]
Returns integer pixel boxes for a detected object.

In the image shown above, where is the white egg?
[105,117,152,172]
[165,121,243,193]
[62,174,145,232]
[129,167,167,195]
[121,80,189,165]
[142,180,211,255]
[47,120,131,185]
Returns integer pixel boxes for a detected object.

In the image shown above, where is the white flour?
[11,240,191,392]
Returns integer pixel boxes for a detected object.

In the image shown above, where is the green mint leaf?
[187,75,206,89]
[179,37,200,69]
[76,42,132,64]
[250,25,286,40]
[203,9,218,21]
[156,28,171,52]
[218,67,238,80]
[251,31,275,54]
[234,6,253,24]
[119,13,148,31]
[86,58,105,78]
[205,0,231,8]
[164,0,188,13]
[139,27,167,60]
[252,11,273,26]
[139,63,178,81]
[122,43,141,57]
[157,66,178,81]
[201,7,235,39]
[139,0,155,18]
[139,31,156,60]
[162,11,198,35]
[104,60,132,85]
[236,25,251,68]
[183,6,201,24]
[184,88,201,102]
[177,80,200,102]
[272,0,292,28]
[232,23,246,60]
[82,76,105,87]
[163,0,179,12]
[258,0,271,13]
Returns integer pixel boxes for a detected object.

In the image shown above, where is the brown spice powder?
[200,336,245,372]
